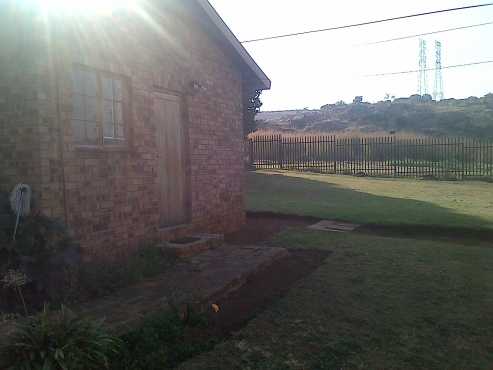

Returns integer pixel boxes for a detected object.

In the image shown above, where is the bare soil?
[185,213,330,338]
[225,211,318,245]
[204,248,330,336]
[177,212,330,345]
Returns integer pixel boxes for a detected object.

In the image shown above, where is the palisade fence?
[249,135,493,180]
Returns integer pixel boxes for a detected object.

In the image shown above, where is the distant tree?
[254,93,493,138]
[243,89,263,135]
[335,100,346,106]
[484,93,493,108]
[353,96,363,104]
[421,94,433,103]
[255,118,267,129]
[465,96,480,105]
[384,93,396,102]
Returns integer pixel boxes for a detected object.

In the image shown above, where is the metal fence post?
[249,138,254,168]
[461,141,465,180]
[278,135,284,169]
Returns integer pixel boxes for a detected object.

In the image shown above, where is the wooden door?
[154,93,189,227]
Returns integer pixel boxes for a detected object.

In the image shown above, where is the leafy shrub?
[0,209,80,313]
[111,310,216,370]
[0,306,121,370]
[0,186,75,264]
[7,214,72,259]
[76,245,177,300]
[0,311,20,323]
[0,200,74,271]
[1,269,30,315]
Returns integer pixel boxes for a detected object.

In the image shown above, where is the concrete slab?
[308,220,360,232]
[78,244,289,333]
[163,234,224,258]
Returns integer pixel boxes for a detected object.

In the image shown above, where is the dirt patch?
[202,248,330,336]
[168,248,330,367]
[225,212,318,244]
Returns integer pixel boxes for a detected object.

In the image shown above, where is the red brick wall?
[1,3,247,258]
[0,3,60,215]
[0,82,43,199]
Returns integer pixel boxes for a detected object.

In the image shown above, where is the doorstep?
[162,234,224,258]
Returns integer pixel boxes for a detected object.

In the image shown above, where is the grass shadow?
[247,171,493,244]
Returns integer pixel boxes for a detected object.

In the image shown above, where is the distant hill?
[256,94,493,138]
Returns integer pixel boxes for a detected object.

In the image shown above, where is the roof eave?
[195,0,271,91]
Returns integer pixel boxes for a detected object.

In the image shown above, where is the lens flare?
[37,0,138,15]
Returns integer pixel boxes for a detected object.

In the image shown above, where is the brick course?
[0,2,256,259]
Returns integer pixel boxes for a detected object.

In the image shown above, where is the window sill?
[159,223,193,234]
[74,143,129,153]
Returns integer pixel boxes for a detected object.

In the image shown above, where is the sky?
[209,0,493,111]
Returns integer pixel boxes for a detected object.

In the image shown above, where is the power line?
[241,3,493,43]
[359,21,493,46]
[365,59,493,77]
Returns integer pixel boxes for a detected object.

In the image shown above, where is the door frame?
[153,89,192,229]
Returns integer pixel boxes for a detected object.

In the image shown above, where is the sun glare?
[38,0,138,15]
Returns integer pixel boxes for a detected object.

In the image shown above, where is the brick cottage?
[0,0,270,258]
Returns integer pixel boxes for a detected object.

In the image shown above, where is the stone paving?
[78,244,289,333]
[308,220,360,232]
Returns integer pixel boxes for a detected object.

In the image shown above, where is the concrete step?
[163,234,224,258]
[78,244,290,334]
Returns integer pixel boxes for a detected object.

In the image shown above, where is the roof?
[194,0,271,91]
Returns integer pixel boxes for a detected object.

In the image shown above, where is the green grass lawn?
[178,172,493,369]
[247,170,493,230]
[180,230,493,370]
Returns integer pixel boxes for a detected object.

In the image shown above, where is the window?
[102,77,124,140]
[71,68,99,144]
[71,67,126,145]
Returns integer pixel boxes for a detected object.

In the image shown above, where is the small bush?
[0,311,20,323]
[0,209,74,264]
[76,245,177,300]
[111,310,216,370]
[0,306,121,370]
[9,214,72,259]
[0,209,80,314]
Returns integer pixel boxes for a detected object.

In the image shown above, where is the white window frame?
[71,66,127,146]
